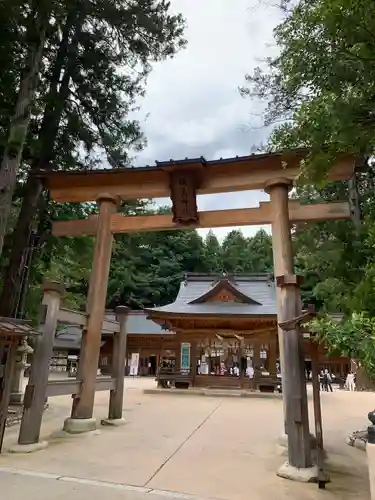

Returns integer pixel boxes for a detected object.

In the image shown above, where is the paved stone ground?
[0,377,372,500]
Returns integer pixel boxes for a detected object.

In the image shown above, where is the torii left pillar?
[64,194,117,434]
[265,178,317,482]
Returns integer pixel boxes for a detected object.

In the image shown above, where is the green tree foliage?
[203,230,223,272]
[108,228,207,309]
[292,181,366,311]
[221,229,273,274]
[222,230,249,273]
[241,0,375,179]
[247,229,273,273]
[0,0,51,256]
[240,0,375,364]
[310,313,375,380]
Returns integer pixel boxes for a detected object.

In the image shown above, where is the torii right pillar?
[265,178,318,481]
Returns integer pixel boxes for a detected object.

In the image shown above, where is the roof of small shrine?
[145,273,277,318]
[0,317,40,341]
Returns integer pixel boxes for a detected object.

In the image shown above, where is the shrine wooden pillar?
[175,331,182,372]
[105,306,129,423]
[239,338,245,387]
[269,333,277,374]
[253,343,261,369]
[265,178,312,473]
[68,194,117,428]
[191,340,197,385]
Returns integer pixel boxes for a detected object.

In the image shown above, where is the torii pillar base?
[277,462,319,483]
[63,417,97,434]
[101,417,127,427]
[9,441,48,454]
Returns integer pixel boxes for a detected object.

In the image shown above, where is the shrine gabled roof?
[145,273,277,318]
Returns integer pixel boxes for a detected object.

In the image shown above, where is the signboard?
[130,352,139,376]
[180,343,191,371]
[169,171,199,224]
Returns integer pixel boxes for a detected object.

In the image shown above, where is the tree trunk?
[0,7,85,317]
[0,12,47,259]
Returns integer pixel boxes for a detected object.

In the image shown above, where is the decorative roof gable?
[188,278,261,305]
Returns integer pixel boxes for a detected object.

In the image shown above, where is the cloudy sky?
[134,0,283,240]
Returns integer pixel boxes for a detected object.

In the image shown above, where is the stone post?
[367,411,375,500]
[265,178,317,481]
[102,305,129,426]
[14,281,64,452]
[65,194,117,434]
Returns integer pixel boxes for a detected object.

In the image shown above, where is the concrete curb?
[143,388,283,399]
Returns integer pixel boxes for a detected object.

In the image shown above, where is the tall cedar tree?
[0,1,51,258]
[0,0,186,316]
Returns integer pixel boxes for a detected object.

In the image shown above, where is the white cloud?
[133,0,283,239]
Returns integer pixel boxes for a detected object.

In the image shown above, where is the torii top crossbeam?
[37,149,355,204]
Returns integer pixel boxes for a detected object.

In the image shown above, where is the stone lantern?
[10,339,34,405]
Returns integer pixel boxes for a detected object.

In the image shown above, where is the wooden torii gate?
[38,148,355,481]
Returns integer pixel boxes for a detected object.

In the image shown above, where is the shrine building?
[52,272,349,386]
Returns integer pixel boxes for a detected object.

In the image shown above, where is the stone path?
[1,378,372,500]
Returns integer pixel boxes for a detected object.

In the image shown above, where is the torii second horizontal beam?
[52,201,351,237]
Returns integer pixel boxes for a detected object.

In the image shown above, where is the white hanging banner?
[130,352,140,376]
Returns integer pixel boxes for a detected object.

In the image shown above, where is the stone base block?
[277,461,319,483]
[9,441,48,454]
[63,417,97,434]
[101,418,126,427]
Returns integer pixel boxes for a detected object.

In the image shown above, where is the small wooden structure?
[37,148,356,476]
[0,317,38,451]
